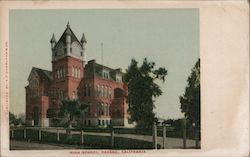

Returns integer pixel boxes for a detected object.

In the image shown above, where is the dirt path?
[10,140,77,150]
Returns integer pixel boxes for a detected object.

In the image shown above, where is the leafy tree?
[58,99,88,128]
[9,112,16,125]
[9,112,22,126]
[179,59,200,140]
[46,108,57,118]
[124,58,167,128]
[58,99,88,140]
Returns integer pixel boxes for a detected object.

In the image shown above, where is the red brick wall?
[78,74,129,120]
[40,96,49,118]
[51,56,84,100]
[26,81,51,121]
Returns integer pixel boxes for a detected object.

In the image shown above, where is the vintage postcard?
[0,0,249,157]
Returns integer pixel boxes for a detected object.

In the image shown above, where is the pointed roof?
[54,22,82,47]
[28,67,52,82]
[81,33,87,43]
[50,34,56,43]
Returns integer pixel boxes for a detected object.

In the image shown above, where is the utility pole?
[101,42,103,65]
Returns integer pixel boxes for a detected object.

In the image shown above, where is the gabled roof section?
[54,22,82,48]
[28,67,52,82]
[84,60,125,81]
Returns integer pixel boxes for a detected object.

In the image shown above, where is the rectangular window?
[101,104,104,115]
[97,103,100,116]
[102,71,110,79]
[88,104,91,116]
[102,120,105,126]
[106,86,109,98]
[88,85,91,97]
[101,85,104,97]
[109,87,112,98]
[98,120,101,125]
[96,85,100,97]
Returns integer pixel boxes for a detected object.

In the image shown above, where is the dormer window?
[116,74,122,83]
[102,70,109,79]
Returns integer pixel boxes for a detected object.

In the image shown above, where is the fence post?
[152,122,157,149]
[24,128,26,139]
[182,118,187,149]
[39,129,41,141]
[57,129,60,142]
[195,127,199,148]
[111,128,114,148]
[80,130,84,145]
[11,129,14,139]
[163,124,166,149]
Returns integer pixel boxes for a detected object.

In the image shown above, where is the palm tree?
[58,99,88,139]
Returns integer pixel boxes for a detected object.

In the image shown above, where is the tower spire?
[81,33,87,43]
[50,33,56,43]
[67,21,70,28]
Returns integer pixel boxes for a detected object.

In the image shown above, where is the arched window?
[104,86,106,98]
[59,68,62,78]
[74,67,77,78]
[76,68,79,78]
[88,84,91,96]
[72,66,74,77]
[62,67,65,77]
[57,69,60,78]
[106,104,109,116]
[109,87,112,98]
[78,68,80,78]
[96,85,100,97]
[106,86,109,98]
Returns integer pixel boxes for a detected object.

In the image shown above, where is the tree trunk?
[66,118,74,141]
